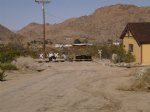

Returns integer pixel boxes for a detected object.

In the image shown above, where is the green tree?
[125,51,135,63]
[116,45,135,63]
[116,45,126,62]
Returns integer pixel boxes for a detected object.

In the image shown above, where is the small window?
[128,44,133,52]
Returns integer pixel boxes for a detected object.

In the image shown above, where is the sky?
[0,0,150,31]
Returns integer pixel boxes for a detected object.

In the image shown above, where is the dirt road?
[0,62,150,112]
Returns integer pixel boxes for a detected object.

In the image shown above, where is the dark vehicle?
[75,55,92,61]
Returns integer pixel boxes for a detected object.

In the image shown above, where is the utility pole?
[35,0,51,58]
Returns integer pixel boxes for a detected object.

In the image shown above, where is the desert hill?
[0,24,27,45]
[0,24,15,43]
[17,4,150,44]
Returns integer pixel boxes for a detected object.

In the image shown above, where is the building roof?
[120,23,150,45]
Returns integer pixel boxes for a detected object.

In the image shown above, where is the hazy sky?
[0,0,150,31]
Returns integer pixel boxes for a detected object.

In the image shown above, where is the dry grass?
[118,68,150,92]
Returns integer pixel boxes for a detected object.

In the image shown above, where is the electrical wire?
[45,12,65,21]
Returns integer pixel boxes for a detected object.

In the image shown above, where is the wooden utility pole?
[35,0,51,58]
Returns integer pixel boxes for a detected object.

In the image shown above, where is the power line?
[45,12,64,21]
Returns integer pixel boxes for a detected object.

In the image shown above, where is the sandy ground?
[0,61,150,112]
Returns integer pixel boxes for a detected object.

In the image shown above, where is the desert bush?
[100,46,112,59]
[0,69,6,81]
[0,35,43,63]
[116,45,135,63]
[143,68,150,83]
[124,52,135,63]
[0,63,18,82]
[0,63,18,70]
[0,43,21,63]
[0,51,18,63]
[0,45,41,63]
[74,39,81,44]
[130,68,150,91]
[0,42,120,61]
[59,44,119,59]
[117,68,150,91]
[116,45,126,62]
[20,48,41,58]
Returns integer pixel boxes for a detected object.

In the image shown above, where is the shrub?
[74,39,81,44]
[0,46,41,63]
[101,46,112,59]
[118,68,150,91]
[0,36,43,64]
[0,63,18,70]
[0,51,20,63]
[0,69,6,81]
[116,45,135,63]
[124,52,135,63]
[59,44,119,59]
[116,45,126,62]
[130,68,150,91]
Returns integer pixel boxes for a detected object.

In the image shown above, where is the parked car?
[75,55,92,61]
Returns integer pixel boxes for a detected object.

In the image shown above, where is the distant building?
[54,43,93,48]
[120,23,150,65]
[54,44,63,48]
[63,44,72,47]
[73,43,93,46]
[54,44,72,48]
[65,37,72,41]
[113,40,120,46]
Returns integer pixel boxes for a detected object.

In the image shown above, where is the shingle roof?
[120,23,150,45]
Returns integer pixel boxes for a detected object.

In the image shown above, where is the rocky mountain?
[0,24,27,45]
[17,4,150,44]
[0,24,15,43]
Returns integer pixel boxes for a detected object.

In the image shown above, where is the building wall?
[142,44,150,65]
[123,32,141,63]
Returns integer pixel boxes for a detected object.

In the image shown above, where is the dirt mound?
[12,57,49,71]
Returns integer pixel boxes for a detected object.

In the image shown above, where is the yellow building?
[120,23,150,65]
